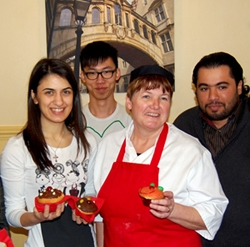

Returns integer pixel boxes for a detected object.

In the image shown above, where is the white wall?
[0,0,46,126]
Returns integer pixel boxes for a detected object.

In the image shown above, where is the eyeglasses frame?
[83,69,117,80]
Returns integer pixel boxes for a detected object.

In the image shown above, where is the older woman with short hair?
[94,64,228,247]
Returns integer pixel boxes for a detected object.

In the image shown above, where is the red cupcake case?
[67,196,104,223]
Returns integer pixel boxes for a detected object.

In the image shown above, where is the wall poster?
[46,0,174,93]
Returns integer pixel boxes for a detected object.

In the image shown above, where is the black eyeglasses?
[84,70,116,80]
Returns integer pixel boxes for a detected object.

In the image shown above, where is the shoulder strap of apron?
[151,123,168,166]
[116,139,126,162]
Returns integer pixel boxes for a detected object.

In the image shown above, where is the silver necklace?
[49,129,65,163]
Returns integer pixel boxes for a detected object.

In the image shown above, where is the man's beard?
[199,95,240,121]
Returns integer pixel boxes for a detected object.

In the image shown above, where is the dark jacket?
[174,96,250,247]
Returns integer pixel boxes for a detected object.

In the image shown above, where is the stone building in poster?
[46,0,174,92]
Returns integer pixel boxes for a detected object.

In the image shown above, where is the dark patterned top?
[0,177,9,235]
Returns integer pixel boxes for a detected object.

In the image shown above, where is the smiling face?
[126,86,171,133]
[196,65,242,128]
[80,57,120,101]
[31,74,73,127]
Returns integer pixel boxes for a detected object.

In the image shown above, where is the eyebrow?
[86,66,114,71]
[144,90,170,96]
[42,87,72,91]
[197,81,229,87]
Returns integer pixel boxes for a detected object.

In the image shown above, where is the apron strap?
[150,123,168,166]
[116,139,126,162]
[116,123,169,166]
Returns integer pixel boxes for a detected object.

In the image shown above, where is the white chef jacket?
[93,122,228,240]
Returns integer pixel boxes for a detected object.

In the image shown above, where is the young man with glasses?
[80,41,131,143]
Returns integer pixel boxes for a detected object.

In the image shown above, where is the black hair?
[80,41,118,70]
[192,52,249,95]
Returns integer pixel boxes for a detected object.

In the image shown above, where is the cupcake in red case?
[67,196,104,223]
[35,186,69,212]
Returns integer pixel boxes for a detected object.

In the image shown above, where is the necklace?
[49,129,65,163]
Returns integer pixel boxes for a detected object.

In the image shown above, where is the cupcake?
[139,183,164,206]
[76,197,98,215]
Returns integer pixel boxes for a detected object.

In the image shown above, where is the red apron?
[98,123,201,247]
